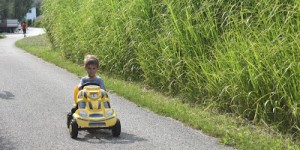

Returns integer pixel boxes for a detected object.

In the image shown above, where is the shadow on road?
[0,91,14,100]
[75,129,146,144]
[0,135,16,150]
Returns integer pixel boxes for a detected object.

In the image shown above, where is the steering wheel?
[80,82,100,89]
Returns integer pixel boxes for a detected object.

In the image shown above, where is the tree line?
[0,0,33,20]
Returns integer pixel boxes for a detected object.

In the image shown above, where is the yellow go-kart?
[67,82,121,139]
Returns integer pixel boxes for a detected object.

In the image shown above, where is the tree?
[0,0,33,20]
[34,1,42,17]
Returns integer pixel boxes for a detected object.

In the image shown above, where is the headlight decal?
[79,111,88,117]
[106,109,114,116]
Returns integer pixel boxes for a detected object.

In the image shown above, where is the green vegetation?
[0,0,33,20]
[16,34,300,150]
[0,34,5,39]
[41,0,300,136]
[32,20,43,28]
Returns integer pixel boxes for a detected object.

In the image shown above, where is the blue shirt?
[79,76,106,90]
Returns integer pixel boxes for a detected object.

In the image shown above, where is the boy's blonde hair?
[84,55,99,68]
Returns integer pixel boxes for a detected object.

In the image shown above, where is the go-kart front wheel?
[69,119,78,139]
[112,119,121,137]
[67,112,72,128]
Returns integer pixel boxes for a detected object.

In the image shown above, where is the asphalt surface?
[0,28,234,150]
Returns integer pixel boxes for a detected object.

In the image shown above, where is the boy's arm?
[99,78,106,91]
[78,77,84,90]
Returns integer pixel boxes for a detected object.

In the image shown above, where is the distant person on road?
[21,22,27,37]
[78,54,106,91]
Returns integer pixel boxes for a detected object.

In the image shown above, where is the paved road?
[0,28,234,150]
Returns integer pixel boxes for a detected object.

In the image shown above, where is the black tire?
[69,119,78,139]
[67,112,72,128]
[112,119,121,137]
[67,106,77,128]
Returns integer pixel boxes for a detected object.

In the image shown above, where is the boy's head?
[84,55,99,68]
[84,55,99,78]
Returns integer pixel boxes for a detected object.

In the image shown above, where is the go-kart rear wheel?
[67,112,72,128]
[69,119,78,139]
[112,119,121,137]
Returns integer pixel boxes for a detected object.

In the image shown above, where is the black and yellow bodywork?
[67,83,121,139]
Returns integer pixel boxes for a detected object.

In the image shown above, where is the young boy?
[78,55,106,91]
[68,55,106,119]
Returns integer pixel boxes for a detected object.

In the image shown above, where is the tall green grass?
[42,0,300,135]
